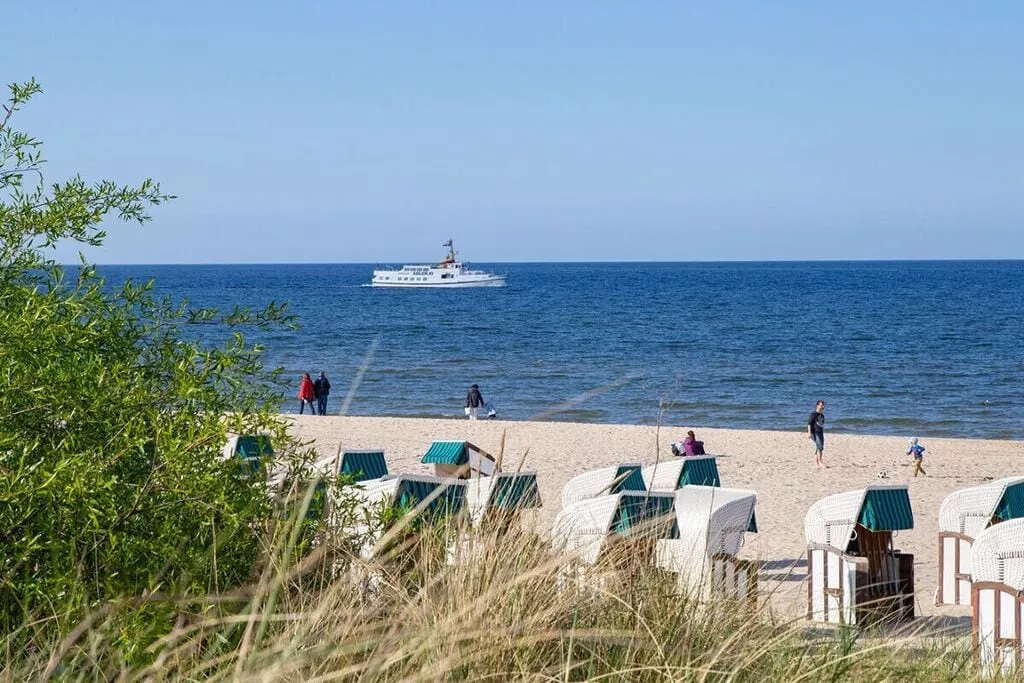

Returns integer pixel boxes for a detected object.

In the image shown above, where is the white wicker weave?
[939,477,1024,537]
[222,434,240,460]
[561,464,642,509]
[641,461,686,492]
[552,494,623,564]
[656,486,757,585]
[804,489,866,550]
[971,518,1024,590]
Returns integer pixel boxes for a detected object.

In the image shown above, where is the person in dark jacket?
[313,371,331,415]
[465,384,484,420]
[298,373,316,415]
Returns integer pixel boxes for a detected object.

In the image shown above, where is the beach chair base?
[807,544,914,626]
[937,531,975,606]
[973,582,1024,678]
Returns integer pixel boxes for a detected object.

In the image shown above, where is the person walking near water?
[298,373,317,415]
[907,437,927,477]
[807,400,826,468]
[465,384,484,420]
[314,371,331,415]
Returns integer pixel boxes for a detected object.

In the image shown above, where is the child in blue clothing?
[907,437,926,477]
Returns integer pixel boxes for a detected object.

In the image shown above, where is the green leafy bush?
[0,80,312,654]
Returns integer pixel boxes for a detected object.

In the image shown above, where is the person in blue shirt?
[907,437,926,477]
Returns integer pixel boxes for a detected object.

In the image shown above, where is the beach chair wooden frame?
[972,581,1024,678]
[968,518,1024,678]
[805,485,915,626]
[937,477,1024,607]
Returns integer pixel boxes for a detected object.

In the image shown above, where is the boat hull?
[370,275,506,288]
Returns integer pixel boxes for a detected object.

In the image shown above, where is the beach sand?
[289,414,1024,623]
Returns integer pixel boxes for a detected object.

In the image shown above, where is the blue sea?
[96,262,1024,440]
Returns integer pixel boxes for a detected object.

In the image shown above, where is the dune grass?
[2,492,978,682]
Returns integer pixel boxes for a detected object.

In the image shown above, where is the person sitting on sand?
[671,430,706,457]
[907,437,926,477]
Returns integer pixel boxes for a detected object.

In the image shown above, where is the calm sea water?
[96,262,1024,439]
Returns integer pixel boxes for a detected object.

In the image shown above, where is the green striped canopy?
[677,457,721,488]
[858,487,914,531]
[421,441,468,466]
[489,474,542,510]
[394,478,466,519]
[235,435,273,476]
[610,464,647,494]
[611,493,679,539]
[994,482,1024,522]
[340,450,388,482]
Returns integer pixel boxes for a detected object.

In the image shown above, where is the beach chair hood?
[939,476,1024,537]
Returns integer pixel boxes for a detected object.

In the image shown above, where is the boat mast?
[442,238,456,263]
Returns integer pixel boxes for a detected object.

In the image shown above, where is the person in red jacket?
[298,372,316,415]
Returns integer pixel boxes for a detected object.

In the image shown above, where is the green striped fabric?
[235,435,273,476]
[677,458,721,488]
[610,464,647,493]
[858,487,914,531]
[421,441,468,465]
[611,493,679,539]
[489,474,542,510]
[394,478,466,519]
[340,450,388,482]
[994,482,1024,522]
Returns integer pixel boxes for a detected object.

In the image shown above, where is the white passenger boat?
[370,240,506,288]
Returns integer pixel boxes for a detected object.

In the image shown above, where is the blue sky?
[6,2,1022,263]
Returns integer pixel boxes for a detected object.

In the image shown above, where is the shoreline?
[289,415,1024,622]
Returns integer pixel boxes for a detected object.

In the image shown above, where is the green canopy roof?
[234,435,273,476]
[610,464,647,494]
[611,493,679,539]
[340,450,388,482]
[858,487,914,531]
[489,474,542,510]
[995,482,1024,522]
[394,478,466,519]
[677,458,720,488]
[421,441,468,466]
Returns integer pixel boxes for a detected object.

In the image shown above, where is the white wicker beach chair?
[560,464,646,509]
[641,456,721,492]
[655,486,758,601]
[463,472,542,526]
[937,476,1024,606]
[552,491,677,565]
[970,518,1024,678]
[805,485,915,626]
[347,474,468,558]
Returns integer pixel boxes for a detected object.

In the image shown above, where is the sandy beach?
[290,414,1024,622]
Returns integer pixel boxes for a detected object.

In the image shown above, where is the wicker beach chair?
[222,433,274,477]
[655,486,759,602]
[937,476,1024,606]
[560,463,647,509]
[805,485,915,626]
[642,456,722,492]
[970,518,1024,678]
[421,440,499,478]
[552,491,678,566]
[463,471,542,527]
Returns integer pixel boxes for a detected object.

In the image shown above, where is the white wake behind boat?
[370,240,506,288]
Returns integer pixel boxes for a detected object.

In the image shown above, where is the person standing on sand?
[907,437,927,477]
[808,400,826,467]
[465,384,484,420]
[314,371,331,415]
[298,373,317,415]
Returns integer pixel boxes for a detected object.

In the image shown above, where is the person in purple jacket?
[672,430,706,456]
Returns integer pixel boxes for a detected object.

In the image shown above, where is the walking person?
[807,400,826,468]
[298,372,317,415]
[907,437,927,477]
[465,384,484,420]
[314,371,331,416]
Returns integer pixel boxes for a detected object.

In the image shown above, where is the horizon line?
[66,257,1024,267]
